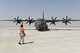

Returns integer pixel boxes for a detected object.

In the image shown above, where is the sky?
[0,0,80,19]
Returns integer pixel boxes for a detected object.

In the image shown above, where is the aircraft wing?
[45,16,80,22]
[46,19,80,22]
[45,19,80,25]
[45,20,62,22]
[69,20,80,21]
[22,20,35,22]
[0,20,14,21]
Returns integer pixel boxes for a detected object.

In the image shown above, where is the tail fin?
[43,11,44,19]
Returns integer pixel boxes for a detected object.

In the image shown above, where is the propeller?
[25,16,33,25]
[50,16,57,25]
[62,16,71,25]
[13,16,22,25]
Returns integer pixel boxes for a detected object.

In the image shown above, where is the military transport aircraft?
[1,12,80,31]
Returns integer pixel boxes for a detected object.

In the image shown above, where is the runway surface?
[0,21,80,53]
[0,26,80,53]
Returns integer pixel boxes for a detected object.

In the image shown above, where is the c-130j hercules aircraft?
[1,12,80,31]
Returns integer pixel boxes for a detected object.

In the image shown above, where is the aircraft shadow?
[39,29,51,32]
[9,29,36,30]
[50,29,80,31]
[23,41,34,45]
[9,28,80,31]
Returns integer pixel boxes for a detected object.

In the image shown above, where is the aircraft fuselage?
[34,19,48,31]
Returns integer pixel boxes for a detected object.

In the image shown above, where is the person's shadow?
[23,41,34,45]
